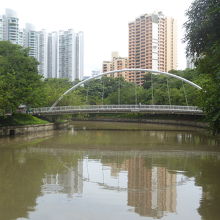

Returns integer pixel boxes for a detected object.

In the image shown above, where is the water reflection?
[0,148,219,220]
[38,153,178,219]
[0,124,220,220]
[0,149,44,220]
[127,158,176,218]
[42,160,83,197]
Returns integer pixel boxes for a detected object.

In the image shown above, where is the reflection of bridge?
[31,104,203,116]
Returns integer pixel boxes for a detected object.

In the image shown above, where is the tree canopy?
[0,41,44,115]
[184,0,220,56]
[41,70,200,107]
[184,0,220,134]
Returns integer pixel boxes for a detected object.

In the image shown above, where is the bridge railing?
[30,105,203,114]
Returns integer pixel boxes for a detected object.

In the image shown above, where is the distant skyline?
[0,0,194,75]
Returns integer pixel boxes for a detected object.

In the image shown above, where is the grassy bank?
[0,113,49,127]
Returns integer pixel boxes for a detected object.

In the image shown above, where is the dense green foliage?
[184,0,220,56]
[42,78,85,106]
[184,0,220,134]
[41,71,200,108]
[0,41,44,115]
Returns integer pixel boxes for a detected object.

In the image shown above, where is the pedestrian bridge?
[30,105,203,116]
[33,69,204,117]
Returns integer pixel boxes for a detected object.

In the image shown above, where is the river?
[0,121,220,220]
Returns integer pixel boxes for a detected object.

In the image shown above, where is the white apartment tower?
[57,29,84,81]
[2,9,19,44]
[58,29,76,80]
[76,31,84,80]
[18,29,24,46]
[38,30,48,78]
[24,23,38,58]
[0,9,84,81]
[47,32,58,78]
[0,16,3,41]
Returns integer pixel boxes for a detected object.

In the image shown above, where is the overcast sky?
[1,0,194,75]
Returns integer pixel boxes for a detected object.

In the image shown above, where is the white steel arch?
[50,68,202,109]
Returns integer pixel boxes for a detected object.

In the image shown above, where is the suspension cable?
[182,81,189,106]
[117,153,120,189]
[118,76,121,105]
[166,77,171,105]
[134,72,137,105]
[102,156,105,184]
[102,77,105,105]
[86,86,89,104]
[151,73,154,105]
[86,156,90,180]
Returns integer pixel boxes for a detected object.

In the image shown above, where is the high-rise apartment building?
[47,32,58,78]
[57,30,84,81]
[0,16,3,41]
[102,52,128,78]
[18,29,24,46]
[2,9,19,44]
[0,9,84,81]
[58,30,75,80]
[76,32,84,80]
[0,9,24,46]
[24,23,38,58]
[128,12,177,85]
[21,24,48,78]
[38,30,48,78]
[102,61,112,73]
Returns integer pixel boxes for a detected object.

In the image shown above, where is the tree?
[0,41,44,115]
[195,47,220,134]
[141,70,200,106]
[184,0,220,134]
[184,0,220,57]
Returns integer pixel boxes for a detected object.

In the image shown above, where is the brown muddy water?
[0,121,220,220]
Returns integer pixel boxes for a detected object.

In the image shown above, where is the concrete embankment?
[0,122,68,137]
[72,118,208,128]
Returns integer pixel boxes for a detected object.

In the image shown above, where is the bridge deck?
[30,105,204,116]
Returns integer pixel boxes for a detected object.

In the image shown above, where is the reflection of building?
[127,157,176,218]
[101,156,176,218]
[103,160,129,177]
[42,160,83,196]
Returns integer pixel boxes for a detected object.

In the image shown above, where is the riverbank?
[0,123,55,136]
[0,114,69,137]
[72,114,208,129]
[0,122,70,137]
[0,113,49,126]
[0,113,209,137]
